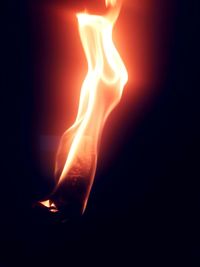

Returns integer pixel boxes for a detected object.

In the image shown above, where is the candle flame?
[41,0,128,215]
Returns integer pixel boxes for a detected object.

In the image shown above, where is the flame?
[106,0,118,7]
[41,0,128,215]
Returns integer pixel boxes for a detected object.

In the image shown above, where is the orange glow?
[41,0,128,214]
[40,200,58,212]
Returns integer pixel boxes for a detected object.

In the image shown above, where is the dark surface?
[1,0,200,266]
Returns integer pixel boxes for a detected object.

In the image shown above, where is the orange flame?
[41,0,128,215]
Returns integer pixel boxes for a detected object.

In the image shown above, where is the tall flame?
[41,0,128,215]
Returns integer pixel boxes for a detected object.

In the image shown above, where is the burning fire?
[40,0,128,215]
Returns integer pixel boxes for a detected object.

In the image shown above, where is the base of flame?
[33,202,70,224]
[38,174,93,220]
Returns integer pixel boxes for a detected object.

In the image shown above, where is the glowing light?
[41,0,128,214]
[106,0,118,7]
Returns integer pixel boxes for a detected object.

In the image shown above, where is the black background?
[1,0,200,266]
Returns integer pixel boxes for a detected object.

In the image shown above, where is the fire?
[40,0,128,215]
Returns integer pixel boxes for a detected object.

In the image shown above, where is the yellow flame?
[40,200,58,212]
[106,0,118,7]
[41,0,128,214]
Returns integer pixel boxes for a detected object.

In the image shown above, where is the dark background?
[1,0,200,266]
